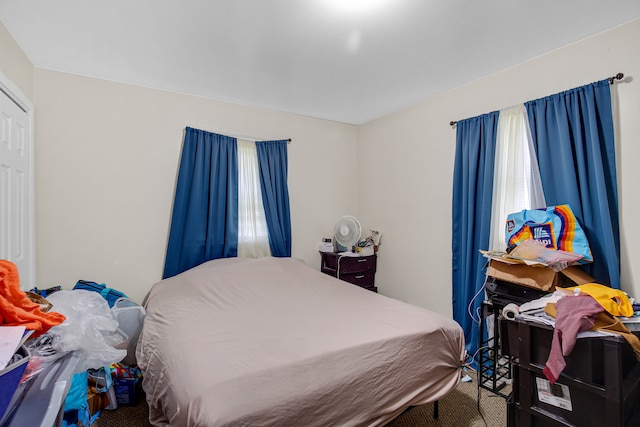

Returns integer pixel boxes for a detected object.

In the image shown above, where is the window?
[164,128,291,279]
[237,139,271,257]
[488,104,545,251]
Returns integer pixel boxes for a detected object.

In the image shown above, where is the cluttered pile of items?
[479,205,640,427]
[0,260,145,427]
[481,205,640,376]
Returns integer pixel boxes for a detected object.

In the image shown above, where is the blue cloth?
[526,79,619,288]
[256,140,292,257]
[62,371,89,427]
[451,111,499,361]
[163,127,238,279]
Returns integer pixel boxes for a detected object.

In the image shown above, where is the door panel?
[0,87,33,288]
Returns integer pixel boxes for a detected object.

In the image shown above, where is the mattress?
[137,257,465,426]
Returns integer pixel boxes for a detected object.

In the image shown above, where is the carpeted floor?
[94,377,507,427]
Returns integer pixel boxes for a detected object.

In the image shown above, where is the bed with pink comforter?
[137,257,465,426]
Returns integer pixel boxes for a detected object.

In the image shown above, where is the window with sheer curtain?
[488,104,546,251]
[237,139,272,258]
[164,128,291,279]
[453,79,620,364]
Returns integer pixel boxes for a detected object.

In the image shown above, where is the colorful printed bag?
[505,204,593,264]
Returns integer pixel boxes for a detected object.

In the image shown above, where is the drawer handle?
[355,275,365,279]
[358,259,367,262]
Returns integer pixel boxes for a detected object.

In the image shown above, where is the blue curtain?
[452,112,499,359]
[256,140,292,257]
[163,127,238,279]
[526,80,620,288]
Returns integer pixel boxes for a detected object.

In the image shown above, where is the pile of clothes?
[504,282,640,384]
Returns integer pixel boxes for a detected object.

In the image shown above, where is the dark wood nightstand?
[319,251,377,292]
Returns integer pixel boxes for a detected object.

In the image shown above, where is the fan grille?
[334,216,361,248]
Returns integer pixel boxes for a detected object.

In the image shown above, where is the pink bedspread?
[137,257,465,426]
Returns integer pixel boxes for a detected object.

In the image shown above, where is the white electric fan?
[334,215,361,252]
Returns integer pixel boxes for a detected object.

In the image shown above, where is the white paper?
[0,325,27,370]
[536,377,572,411]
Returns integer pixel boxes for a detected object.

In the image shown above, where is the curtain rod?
[237,136,292,144]
[448,72,624,127]
[188,127,291,143]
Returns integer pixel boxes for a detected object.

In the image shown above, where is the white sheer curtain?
[237,139,272,258]
[488,104,546,251]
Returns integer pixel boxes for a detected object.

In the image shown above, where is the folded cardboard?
[486,259,594,292]
[87,390,110,416]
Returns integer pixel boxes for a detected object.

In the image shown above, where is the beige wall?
[3,18,640,312]
[0,22,34,100]
[33,71,358,303]
[358,18,640,315]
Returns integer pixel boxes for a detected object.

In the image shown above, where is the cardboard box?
[87,390,111,425]
[87,390,110,416]
[486,259,594,292]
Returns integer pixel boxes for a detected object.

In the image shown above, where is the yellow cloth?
[593,311,640,361]
[565,283,633,317]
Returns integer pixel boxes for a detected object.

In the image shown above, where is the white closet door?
[0,85,34,289]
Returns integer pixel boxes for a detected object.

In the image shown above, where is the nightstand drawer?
[339,256,376,274]
[319,252,378,293]
[321,253,339,272]
[341,271,375,288]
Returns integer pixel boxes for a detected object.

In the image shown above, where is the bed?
[136,256,465,426]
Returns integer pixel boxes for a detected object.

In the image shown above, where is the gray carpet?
[94,378,507,427]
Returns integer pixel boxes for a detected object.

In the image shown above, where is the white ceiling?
[2,1,640,125]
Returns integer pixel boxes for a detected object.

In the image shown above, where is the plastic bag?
[111,297,146,366]
[72,280,127,308]
[45,290,127,372]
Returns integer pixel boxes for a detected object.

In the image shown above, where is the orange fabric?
[0,260,66,336]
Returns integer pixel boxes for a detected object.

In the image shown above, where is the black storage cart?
[505,317,640,427]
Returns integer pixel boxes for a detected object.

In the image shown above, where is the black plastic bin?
[508,318,640,427]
